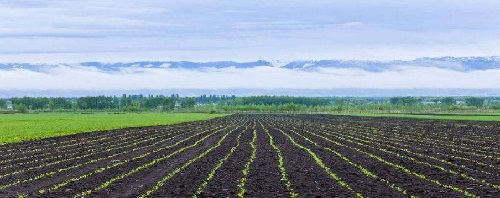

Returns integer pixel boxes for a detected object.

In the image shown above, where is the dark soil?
[0,114,499,197]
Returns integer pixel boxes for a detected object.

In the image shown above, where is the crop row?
[0,122,229,188]
[329,119,500,160]
[71,122,245,197]
[0,121,215,166]
[138,122,246,198]
[192,123,250,198]
[1,114,498,197]
[267,115,494,197]
[314,119,500,174]
[10,119,244,196]
[236,122,258,198]
[258,120,297,197]
[0,124,210,173]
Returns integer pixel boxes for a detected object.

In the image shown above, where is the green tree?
[164,98,175,110]
[120,94,131,108]
[491,105,500,110]
[0,99,6,109]
[181,98,196,108]
[390,97,418,106]
[51,97,72,109]
[441,97,455,105]
[14,104,28,113]
[465,97,485,107]
[284,103,300,111]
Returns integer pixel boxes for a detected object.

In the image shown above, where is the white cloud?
[1,0,500,62]
[0,66,499,90]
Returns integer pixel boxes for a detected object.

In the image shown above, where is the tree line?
[229,96,331,106]
[1,94,204,111]
[0,95,499,112]
[388,96,487,107]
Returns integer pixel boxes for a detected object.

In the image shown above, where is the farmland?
[0,114,499,197]
[347,113,500,122]
[0,113,227,143]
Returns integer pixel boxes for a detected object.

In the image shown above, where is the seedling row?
[0,114,498,197]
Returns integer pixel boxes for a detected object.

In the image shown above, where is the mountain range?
[1,56,500,72]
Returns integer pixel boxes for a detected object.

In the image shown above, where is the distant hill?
[280,57,500,72]
[1,56,499,97]
[1,56,500,72]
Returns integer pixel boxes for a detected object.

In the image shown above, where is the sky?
[0,0,499,94]
[1,0,500,62]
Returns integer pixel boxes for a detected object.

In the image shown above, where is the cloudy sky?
[0,0,499,93]
[1,0,500,62]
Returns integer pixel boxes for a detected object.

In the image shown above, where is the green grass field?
[0,113,228,143]
[347,113,500,121]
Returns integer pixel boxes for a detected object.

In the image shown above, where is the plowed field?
[1,114,499,197]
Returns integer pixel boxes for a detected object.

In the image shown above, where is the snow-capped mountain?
[279,57,500,72]
[1,57,500,72]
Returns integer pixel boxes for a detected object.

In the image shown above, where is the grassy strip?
[192,125,249,198]
[271,122,414,197]
[270,123,363,197]
[237,123,258,198]
[259,121,298,198]
[72,123,242,198]
[0,113,227,143]
[139,124,243,197]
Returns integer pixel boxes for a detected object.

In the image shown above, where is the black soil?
[0,114,499,197]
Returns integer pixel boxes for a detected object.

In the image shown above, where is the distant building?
[174,101,181,109]
[6,101,13,110]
